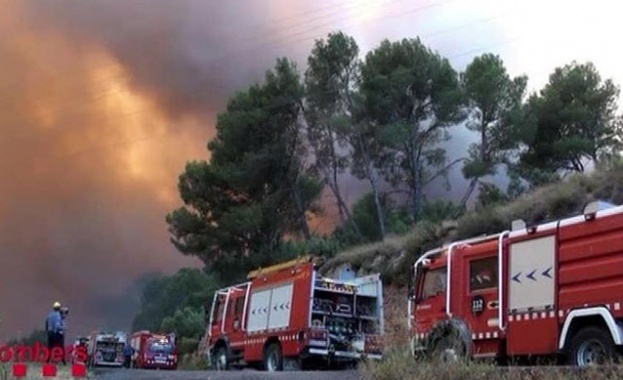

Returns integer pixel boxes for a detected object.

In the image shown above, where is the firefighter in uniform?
[45,302,63,362]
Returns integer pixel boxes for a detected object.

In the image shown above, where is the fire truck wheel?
[431,336,466,365]
[263,343,283,372]
[213,346,229,371]
[568,326,617,367]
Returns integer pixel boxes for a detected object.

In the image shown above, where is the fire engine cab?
[130,330,178,370]
[408,200,623,367]
[206,256,384,371]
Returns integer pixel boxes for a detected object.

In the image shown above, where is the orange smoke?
[0,0,207,337]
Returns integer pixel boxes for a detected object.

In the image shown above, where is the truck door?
[414,265,448,334]
[224,290,246,346]
[210,294,227,338]
[463,253,501,356]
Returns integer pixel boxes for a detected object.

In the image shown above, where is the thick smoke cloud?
[0,0,494,337]
[1,0,359,337]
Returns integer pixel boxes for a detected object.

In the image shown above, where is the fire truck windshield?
[148,341,174,354]
[420,267,447,300]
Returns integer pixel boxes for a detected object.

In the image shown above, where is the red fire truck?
[408,200,623,367]
[130,331,178,370]
[206,256,384,371]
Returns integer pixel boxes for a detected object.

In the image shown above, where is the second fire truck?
[408,200,623,367]
[206,256,384,371]
[87,331,127,367]
[130,330,178,370]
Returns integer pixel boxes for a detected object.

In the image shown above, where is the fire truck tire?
[213,346,230,371]
[263,343,283,372]
[567,326,617,367]
[430,336,467,364]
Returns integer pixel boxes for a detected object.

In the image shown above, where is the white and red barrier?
[10,363,87,378]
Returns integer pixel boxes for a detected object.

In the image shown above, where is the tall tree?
[345,97,389,240]
[458,53,527,211]
[358,38,465,222]
[516,61,622,181]
[304,31,362,238]
[166,58,323,281]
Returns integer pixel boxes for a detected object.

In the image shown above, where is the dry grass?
[378,286,410,355]
[177,352,210,370]
[361,358,623,380]
[362,288,623,379]
[321,166,623,286]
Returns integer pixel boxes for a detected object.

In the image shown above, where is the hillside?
[313,163,623,368]
[319,163,623,285]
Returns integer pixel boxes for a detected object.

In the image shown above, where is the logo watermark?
[0,342,88,378]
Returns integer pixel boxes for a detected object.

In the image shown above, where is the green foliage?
[475,182,509,210]
[515,61,622,182]
[282,235,342,258]
[332,192,413,246]
[166,58,323,282]
[358,37,465,221]
[304,31,364,235]
[160,307,204,352]
[419,199,462,224]
[131,268,216,334]
[461,53,527,179]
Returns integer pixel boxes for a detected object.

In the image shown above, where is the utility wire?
[2,31,530,174]
[0,0,458,98]
[1,3,528,147]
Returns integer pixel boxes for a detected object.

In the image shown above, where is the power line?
[0,0,457,100]
[190,0,462,66]
[2,31,530,174]
[231,0,396,43]
[1,3,528,147]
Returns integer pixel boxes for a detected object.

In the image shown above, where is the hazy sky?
[0,0,621,337]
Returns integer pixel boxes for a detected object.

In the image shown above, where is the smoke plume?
[0,0,493,337]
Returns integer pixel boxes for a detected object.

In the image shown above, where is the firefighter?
[45,302,63,362]
[123,342,134,368]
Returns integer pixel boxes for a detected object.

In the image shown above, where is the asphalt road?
[94,368,362,380]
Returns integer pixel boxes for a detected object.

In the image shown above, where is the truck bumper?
[307,348,382,360]
[93,362,123,367]
[138,363,177,370]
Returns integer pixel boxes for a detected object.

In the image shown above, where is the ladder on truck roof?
[247,255,313,280]
[208,282,252,334]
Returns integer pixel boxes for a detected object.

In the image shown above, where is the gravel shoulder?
[93,368,362,380]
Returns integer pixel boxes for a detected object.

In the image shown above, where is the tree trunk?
[410,146,423,223]
[293,183,312,240]
[328,181,363,238]
[356,133,386,240]
[455,177,479,218]
[368,161,387,241]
